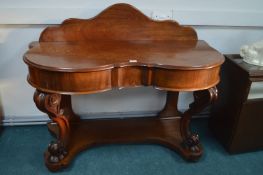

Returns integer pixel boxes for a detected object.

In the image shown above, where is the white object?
[129,59,138,63]
[240,40,263,66]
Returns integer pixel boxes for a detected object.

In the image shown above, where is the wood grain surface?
[39,3,197,42]
[23,4,224,94]
[24,40,223,71]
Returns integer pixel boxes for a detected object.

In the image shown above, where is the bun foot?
[44,140,69,172]
[48,140,67,163]
[181,133,202,161]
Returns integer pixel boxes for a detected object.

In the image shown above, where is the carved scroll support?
[180,86,218,153]
[33,90,79,165]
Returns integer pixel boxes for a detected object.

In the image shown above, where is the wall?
[0,0,263,125]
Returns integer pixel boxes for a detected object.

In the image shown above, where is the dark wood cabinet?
[210,54,263,153]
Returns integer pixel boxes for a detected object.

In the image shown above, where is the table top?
[24,40,224,72]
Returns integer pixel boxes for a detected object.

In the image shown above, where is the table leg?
[180,86,218,158]
[157,87,218,160]
[159,91,182,118]
[33,89,80,171]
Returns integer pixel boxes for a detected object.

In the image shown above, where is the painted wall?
[0,0,263,124]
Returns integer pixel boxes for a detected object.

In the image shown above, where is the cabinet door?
[230,99,263,153]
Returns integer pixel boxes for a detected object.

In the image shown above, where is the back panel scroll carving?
[39,3,197,42]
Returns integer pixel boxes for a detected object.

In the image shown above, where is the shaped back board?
[39,3,197,42]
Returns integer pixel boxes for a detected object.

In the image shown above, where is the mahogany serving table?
[23,3,224,171]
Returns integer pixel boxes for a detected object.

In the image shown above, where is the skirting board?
[1,109,210,126]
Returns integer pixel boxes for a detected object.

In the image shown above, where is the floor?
[0,118,262,175]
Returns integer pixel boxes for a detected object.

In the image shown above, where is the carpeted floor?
[0,118,262,175]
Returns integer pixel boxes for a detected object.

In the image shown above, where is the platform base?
[45,117,202,171]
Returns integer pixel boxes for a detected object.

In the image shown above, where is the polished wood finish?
[26,65,221,94]
[39,3,197,42]
[25,40,222,71]
[45,117,190,171]
[24,4,223,94]
[36,89,217,171]
[23,3,224,171]
[210,54,263,153]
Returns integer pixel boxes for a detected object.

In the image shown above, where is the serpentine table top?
[24,39,223,93]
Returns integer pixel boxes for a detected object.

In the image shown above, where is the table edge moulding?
[23,3,224,171]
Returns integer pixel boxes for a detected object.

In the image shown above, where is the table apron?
[27,66,221,94]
